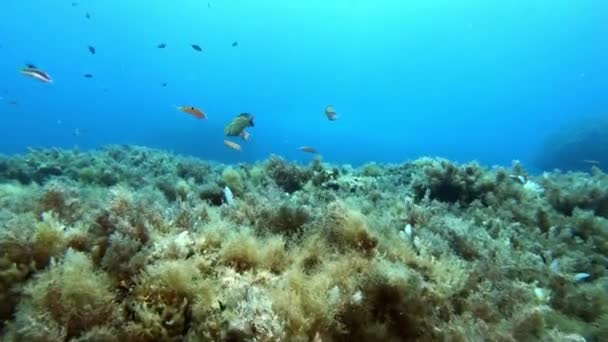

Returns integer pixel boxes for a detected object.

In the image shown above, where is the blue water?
[1,0,607,167]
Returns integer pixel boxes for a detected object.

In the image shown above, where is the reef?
[536,117,608,172]
[0,145,607,341]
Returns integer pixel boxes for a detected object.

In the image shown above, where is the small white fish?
[73,128,84,137]
[223,186,235,206]
[573,273,591,283]
[550,259,560,273]
[224,140,242,151]
[20,65,53,83]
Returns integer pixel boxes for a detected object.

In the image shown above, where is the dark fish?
[299,146,319,154]
[218,300,226,311]
[157,43,167,49]
[88,45,96,54]
[72,2,78,7]
[83,73,93,78]
[191,44,202,52]
[161,82,167,87]
[85,12,91,19]
[232,41,238,47]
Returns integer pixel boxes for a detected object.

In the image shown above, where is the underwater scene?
[1,1,608,341]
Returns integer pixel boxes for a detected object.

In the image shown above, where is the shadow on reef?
[0,145,607,341]
[535,117,608,172]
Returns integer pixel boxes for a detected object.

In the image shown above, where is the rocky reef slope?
[0,145,606,341]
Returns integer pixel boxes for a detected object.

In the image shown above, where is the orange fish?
[299,146,318,154]
[224,140,242,151]
[20,65,52,83]
[177,106,206,119]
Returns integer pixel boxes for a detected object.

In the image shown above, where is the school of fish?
[16,2,342,155]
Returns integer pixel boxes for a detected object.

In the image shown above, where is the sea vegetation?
[1,145,607,341]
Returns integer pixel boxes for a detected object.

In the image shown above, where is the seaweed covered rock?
[542,170,608,218]
[409,158,492,204]
[265,155,311,193]
[13,250,120,341]
[258,204,311,236]
[409,158,525,206]
[0,146,607,341]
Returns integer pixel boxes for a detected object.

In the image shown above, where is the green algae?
[0,145,606,341]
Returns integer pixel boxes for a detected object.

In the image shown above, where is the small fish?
[88,45,96,54]
[177,106,206,119]
[85,12,91,19]
[191,44,202,52]
[218,300,226,311]
[21,65,53,83]
[72,2,78,7]
[232,41,238,47]
[161,82,167,87]
[325,105,338,121]
[157,43,167,49]
[240,129,250,141]
[73,128,85,137]
[8,100,18,105]
[583,159,600,165]
[509,174,527,184]
[299,146,318,154]
[83,73,93,78]
[224,140,242,151]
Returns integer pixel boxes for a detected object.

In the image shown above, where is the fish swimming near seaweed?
[20,65,53,83]
[177,106,206,119]
[224,140,242,151]
[299,146,319,154]
[225,113,255,137]
[325,105,338,121]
